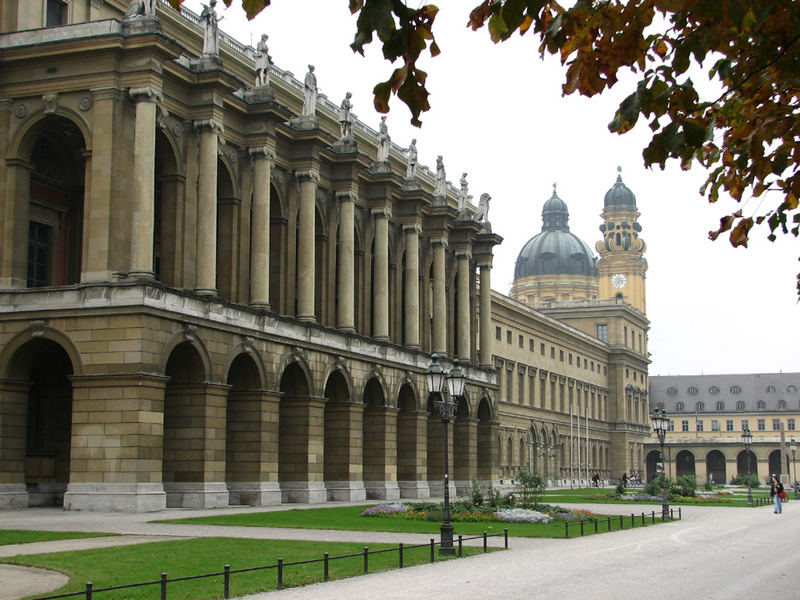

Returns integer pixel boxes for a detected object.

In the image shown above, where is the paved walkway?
[0,501,797,599]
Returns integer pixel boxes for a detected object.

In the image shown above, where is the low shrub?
[495,508,552,524]
[361,503,407,516]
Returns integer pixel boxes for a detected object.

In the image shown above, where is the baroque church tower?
[596,168,647,313]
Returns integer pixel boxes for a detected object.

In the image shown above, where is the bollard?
[619,514,624,529]
[458,535,463,557]
[224,564,230,599]
[678,507,682,520]
[651,510,655,524]
[398,543,404,569]
[565,520,569,538]
[504,528,509,549]
[160,573,167,600]
[580,520,584,536]
[363,547,369,574]
[430,539,435,563]
[607,516,611,531]
[85,582,93,600]
[641,513,646,526]
[631,513,635,528]
[277,558,283,590]
[483,531,488,552]
[594,518,598,534]
[324,552,329,581]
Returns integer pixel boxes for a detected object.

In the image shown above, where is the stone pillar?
[456,250,471,361]
[128,87,161,280]
[194,120,222,296]
[296,170,318,322]
[249,147,274,308]
[372,208,390,340]
[279,396,326,503]
[162,382,230,509]
[324,401,366,501]
[427,413,456,498]
[64,374,169,512]
[225,389,281,506]
[397,411,430,498]
[403,224,421,348]
[336,191,356,332]
[0,379,30,508]
[0,158,32,288]
[453,416,478,495]
[478,419,499,482]
[479,261,492,366]
[432,238,447,355]
[363,405,400,500]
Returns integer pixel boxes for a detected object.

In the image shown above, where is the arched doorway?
[396,383,425,498]
[768,449,783,480]
[453,396,474,493]
[5,339,74,506]
[216,158,239,301]
[154,130,182,287]
[362,377,397,499]
[646,450,662,482]
[476,397,493,481]
[675,450,696,478]
[323,369,363,501]
[706,450,726,485]
[737,449,756,478]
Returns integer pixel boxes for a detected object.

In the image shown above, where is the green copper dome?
[604,166,637,208]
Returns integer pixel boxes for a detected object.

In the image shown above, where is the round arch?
[10,109,92,159]
[675,450,696,478]
[222,344,266,390]
[159,330,211,381]
[1,326,84,378]
[706,449,727,485]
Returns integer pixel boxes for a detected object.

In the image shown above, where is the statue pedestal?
[190,56,223,72]
[402,177,421,191]
[433,193,447,206]
[332,135,357,154]
[289,115,318,130]
[244,86,275,104]
[122,16,161,35]
[370,160,391,174]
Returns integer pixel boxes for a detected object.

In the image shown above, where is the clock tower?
[596,167,647,313]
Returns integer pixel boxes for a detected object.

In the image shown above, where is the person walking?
[770,474,785,514]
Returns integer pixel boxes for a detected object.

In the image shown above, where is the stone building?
[498,178,651,484]
[0,0,651,512]
[648,374,800,485]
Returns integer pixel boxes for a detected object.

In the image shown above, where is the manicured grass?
[160,505,667,538]
[2,537,489,599]
[541,486,772,507]
[0,530,115,546]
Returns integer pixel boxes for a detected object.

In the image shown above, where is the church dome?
[514,185,598,280]
[604,166,637,208]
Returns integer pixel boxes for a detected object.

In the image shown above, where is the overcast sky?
[181,0,798,377]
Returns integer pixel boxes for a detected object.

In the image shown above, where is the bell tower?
[596,167,647,313]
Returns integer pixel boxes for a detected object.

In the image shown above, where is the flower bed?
[360,502,594,523]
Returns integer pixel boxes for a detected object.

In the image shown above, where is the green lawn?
[159,505,668,538]
[2,537,488,600]
[0,530,114,546]
[540,486,772,507]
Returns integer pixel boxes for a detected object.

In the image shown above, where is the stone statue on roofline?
[254,34,272,88]
[302,65,317,117]
[376,116,390,163]
[124,0,155,19]
[200,0,223,58]
[405,138,418,180]
[473,193,491,231]
[434,155,446,198]
[339,92,354,140]
[457,172,472,213]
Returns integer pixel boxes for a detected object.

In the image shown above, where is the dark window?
[596,324,608,343]
[495,326,501,340]
[559,350,564,362]
[46,0,68,27]
[540,343,545,355]
[675,402,685,411]
[506,330,512,344]
[27,221,51,287]
[529,339,534,351]
[709,386,720,395]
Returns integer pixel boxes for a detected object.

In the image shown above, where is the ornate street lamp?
[742,425,753,507]
[651,406,671,519]
[426,354,464,556]
[791,438,798,498]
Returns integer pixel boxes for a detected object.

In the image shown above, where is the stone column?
[249,147,274,308]
[479,261,493,366]
[372,208,390,340]
[225,389,281,506]
[432,238,447,355]
[403,224,421,348]
[336,191,356,332]
[296,170,318,322]
[324,401,366,501]
[64,374,169,512]
[128,87,161,280]
[456,250,471,361]
[194,119,222,296]
[279,395,327,503]
[397,411,430,498]
[453,416,478,495]
[363,405,400,500]
[0,379,30,508]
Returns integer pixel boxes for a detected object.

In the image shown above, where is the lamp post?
[742,425,753,507]
[791,438,798,498]
[651,406,671,519]
[425,354,465,556]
